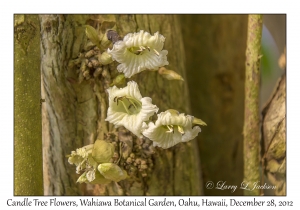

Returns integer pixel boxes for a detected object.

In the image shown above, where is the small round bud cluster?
[80,47,102,80]
[118,127,155,179]
[68,44,116,86]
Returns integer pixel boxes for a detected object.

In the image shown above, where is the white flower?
[107,30,169,78]
[142,110,201,149]
[105,81,159,137]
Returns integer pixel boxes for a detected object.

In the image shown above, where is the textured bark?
[180,15,247,195]
[243,15,263,196]
[262,73,286,195]
[14,15,43,195]
[40,14,202,195]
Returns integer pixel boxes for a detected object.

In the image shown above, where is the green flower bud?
[92,140,115,163]
[90,170,112,185]
[98,52,113,65]
[110,74,125,87]
[98,163,128,182]
[166,109,180,116]
[193,117,207,126]
[158,67,184,81]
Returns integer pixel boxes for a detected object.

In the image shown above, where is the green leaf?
[85,25,101,48]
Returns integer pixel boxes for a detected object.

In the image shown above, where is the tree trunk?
[180,15,248,195]
[14,14,43,195]
[262,73,286,195]
[40,14,203,195]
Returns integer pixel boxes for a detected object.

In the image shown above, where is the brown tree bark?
[40,14,203,195]
[180,15,248,195]
[262,72,286,195]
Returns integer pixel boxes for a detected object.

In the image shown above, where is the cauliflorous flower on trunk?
[67,144,95,174]
[67,140,118,184]
[107,30,169,78]
[105,81,159,137]
[142,109,203,149]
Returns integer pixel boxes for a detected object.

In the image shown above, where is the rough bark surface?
[180,15,247,195]
[14,14,43,195]
[40,14,202,195]
[262,73,286,195]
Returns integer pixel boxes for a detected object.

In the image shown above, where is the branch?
[243,14,263,196]
[14,15,43,195]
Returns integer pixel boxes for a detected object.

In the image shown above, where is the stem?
[243,14,263,195]
[14,15,44,195]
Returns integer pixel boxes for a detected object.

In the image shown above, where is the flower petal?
[105,81,158,137]
[108,30,169,78]
[142,110,201,149]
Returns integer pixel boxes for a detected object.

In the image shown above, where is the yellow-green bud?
[92,140,115,163]
[193,117,207,126]
[98,163,128,182]
[158,67,184,81]
[98,52,113,65]
[166,109,180,116]
[90,170,112,185]
[110,74,125,87]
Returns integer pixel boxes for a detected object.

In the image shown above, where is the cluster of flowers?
[106,80,205,149]
[106,30,206,148]
[68,30,206,184]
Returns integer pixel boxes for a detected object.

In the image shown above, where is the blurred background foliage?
[180,14,285,195]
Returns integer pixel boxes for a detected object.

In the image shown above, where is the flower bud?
[90,170,112,185]
[193,117,207,126]
[92,140,115,163]
[98,52,113,65]
[110,74,125,87]
[158,67,184,81]
[166,109,180,116]
[98,163,128,182]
